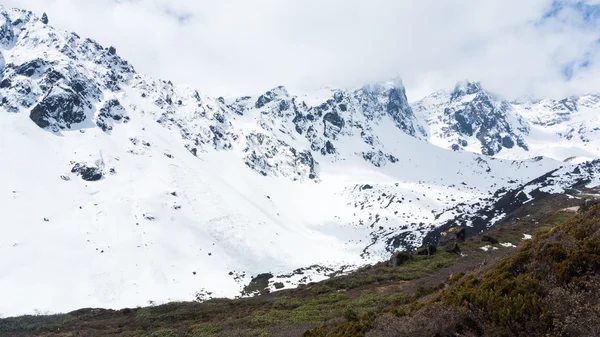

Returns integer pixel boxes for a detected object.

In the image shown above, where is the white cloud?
[4,0,600,100]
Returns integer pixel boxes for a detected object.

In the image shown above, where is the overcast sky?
[5,0,600,101]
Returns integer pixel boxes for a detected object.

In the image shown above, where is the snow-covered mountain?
[412,81,600,162]
[0,7,596,317]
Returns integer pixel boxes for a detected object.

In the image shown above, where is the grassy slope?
[306,202,600,337]
[1,194,594,337]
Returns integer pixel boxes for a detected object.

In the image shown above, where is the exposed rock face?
[15,58,48,77]
[41,12,48,25]
[95,98,129,133]
[413,81,530,156]
[29,86,87,131]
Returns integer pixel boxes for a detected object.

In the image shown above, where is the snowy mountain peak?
[413,81,529,156]
[450,80,483,101]
[361,76,405,92]
[254,85,290,108]
[413,79,600,161]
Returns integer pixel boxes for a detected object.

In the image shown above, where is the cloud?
[4,0,600,100]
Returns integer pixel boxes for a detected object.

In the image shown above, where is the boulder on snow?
[71,163,103,181]
[41,13,49,25]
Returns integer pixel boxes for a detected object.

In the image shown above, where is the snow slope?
[0,7,578,316]
[423,159,600,248]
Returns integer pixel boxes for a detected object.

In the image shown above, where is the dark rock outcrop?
[444,242,461,254]
[439,227,466,245]
[439,227,466,255]
[71,163,103,181]
[243,273,273,296]
[323,111,344,139]
[15,58,48,77]
[389,251,412,267]
[95,98,129,132]
[30,87,87,131]
[416,245,437,256]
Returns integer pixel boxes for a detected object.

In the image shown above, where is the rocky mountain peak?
[413,80,529,156]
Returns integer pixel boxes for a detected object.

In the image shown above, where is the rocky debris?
[71,163,103,181]
[243,133,318,180]
[362,151,399,168]
[389,251,412,267]
[143,214,156,221]
[194,289,214,302]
